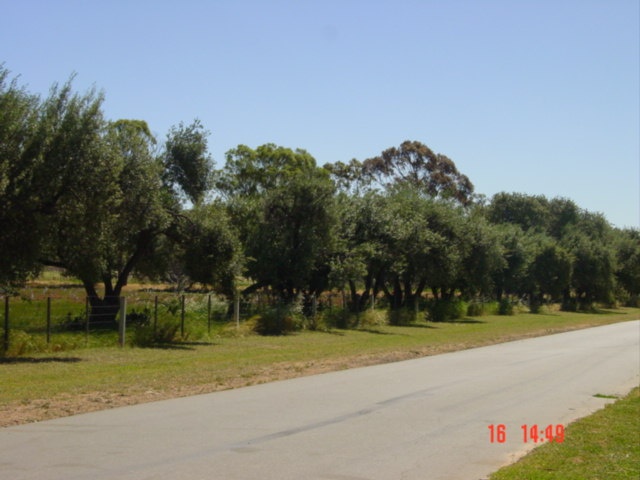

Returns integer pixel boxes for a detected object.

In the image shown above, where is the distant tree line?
[1,66,638,325]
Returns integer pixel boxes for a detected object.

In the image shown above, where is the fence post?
[46,297,51,344]
[180,295,185,338]
[3,296,9,353]
[119,297,127,347]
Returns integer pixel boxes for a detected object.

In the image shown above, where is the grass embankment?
[490,387,640,480]
[1,305,638,427]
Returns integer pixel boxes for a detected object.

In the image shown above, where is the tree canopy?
[1,65,638,321]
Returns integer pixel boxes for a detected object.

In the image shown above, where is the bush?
[388,308,419,326]
[425,298,467,322]
[498,298,515,315]
[132,320,180,347]
[1,330,45,356]
[466,301,484,317]
[253,301,303,335]
[320,308,353,329]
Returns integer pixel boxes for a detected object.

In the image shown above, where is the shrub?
[2,330,45,356]
[253,301,303,335]
[425,298,467,322]
[320,308,352,329]
[388,308,419,326]
[498,298,515,315]
[132,320,180,347]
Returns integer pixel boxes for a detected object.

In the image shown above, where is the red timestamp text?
[488,424,565,444]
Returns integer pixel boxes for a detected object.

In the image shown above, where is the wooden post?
[119,297,127,347]
[46,297,51,344]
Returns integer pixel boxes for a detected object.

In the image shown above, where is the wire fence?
[0,290,357,354]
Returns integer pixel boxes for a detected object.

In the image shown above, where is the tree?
[362,140,474,205]
[614,229,640,304]
[37,112,170,323]
[0,70,234,324]
[456,215,506,299]
[523,234,572,311]
[486,192,551,232]
[329,191,388,311]
[561,213,617,309]
[375,188,439,310]
[491,224,530,301]
[245,170,336,302]
[163,119,214,205]
[217,143,316,198]
[218,144,337,304]
[179,204,242,295]
[0,65,41,288]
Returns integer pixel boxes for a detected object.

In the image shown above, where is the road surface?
[0,320,638,480]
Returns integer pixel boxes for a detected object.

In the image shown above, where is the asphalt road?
[1,320,638,480]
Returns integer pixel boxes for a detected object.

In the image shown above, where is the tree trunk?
[87,295,121,328]
[82,280,120,328]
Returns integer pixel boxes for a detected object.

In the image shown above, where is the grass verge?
[489,387,640,480]
[0,307,638,427]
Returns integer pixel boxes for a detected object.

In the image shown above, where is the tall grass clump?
[425,298,467,322]
[253,300,304,335]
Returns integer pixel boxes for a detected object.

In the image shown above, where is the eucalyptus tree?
[362,140,475,205]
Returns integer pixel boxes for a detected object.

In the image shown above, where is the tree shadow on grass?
[430,318,487,325]
[356,328,395,335]
[0,356,83,364]
[140,340,217,350]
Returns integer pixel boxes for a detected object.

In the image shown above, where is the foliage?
[0,66,42,286]
[252,300,304,335]
[132,320,181,347]
[425,298,468,322]
[162,119,214,205]
[0,70,238,324]
[219,144,336,302]
[1,64,637,322]
[362,140,475,205]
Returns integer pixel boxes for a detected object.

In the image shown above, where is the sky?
[1,0,639,228]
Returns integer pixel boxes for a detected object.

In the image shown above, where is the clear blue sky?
[2,0,638,228]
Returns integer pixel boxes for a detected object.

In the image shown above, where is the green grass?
[1,305,638,414]
[489,387,640,480]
